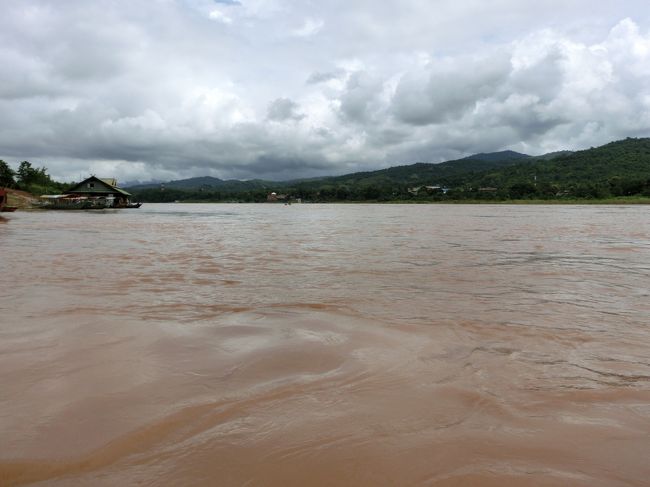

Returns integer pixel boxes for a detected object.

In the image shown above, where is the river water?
[1,204,649,486]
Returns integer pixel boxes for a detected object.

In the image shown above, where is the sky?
[2,0,650,182]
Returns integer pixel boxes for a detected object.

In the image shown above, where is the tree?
[508,182,537,199]
[17,161,39,187]
[0,160,16,187]
[15,161,65,194]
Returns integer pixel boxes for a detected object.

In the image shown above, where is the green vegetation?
[129,137,650,203]
[0,160,16,187]
[457,138,650,200]
[5,137,650,204]
[0,160,68,194]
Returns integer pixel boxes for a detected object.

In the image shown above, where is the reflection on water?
[1,204,650,486]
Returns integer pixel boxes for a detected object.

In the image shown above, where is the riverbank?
[167,196,650,205]
[3,189,40,209]
[382,196,650,204]
[7,189,650,208]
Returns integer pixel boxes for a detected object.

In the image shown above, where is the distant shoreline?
[173,197,650,205]
[7,188,650,209]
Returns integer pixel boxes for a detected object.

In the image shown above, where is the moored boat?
[39,194,114,209]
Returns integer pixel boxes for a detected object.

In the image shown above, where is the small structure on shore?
[408,185,449,196]
[267,192,288,202]
[41,176,140,209]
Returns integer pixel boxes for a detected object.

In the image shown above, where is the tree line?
[129,177,650,203]
[4,137,650,202]
[129,137,650,202]
[0,160,68,195]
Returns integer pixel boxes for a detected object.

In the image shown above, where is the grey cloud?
[338,71,384,123]
[267,98,305,121]
[509,50,565,102]
[306,70,343,84]
[391,52,512,126]
[246,154,333,180]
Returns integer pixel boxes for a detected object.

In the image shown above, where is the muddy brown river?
[1,204,649,486]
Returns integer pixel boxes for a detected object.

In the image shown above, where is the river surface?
[1,204,649,486]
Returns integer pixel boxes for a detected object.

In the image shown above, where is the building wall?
[68,180,117,194]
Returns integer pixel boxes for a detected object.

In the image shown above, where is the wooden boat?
[39,193,142,209]
[1,206,17,212]
[39,195,114,209]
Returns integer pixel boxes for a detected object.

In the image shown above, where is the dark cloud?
[267,98,305,121]
[306,70,343,84]
[509,50,565,102]
[338,72,384,124]
[246,154,333,181]
[391,52,512,126]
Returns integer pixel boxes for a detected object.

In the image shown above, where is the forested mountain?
[460,150,530,162]
[125,149,536,192]
[127,137,650,202]
[530,150,574,161]
[127,176,272,191]
[288,151,536,190]
[458,137,650,198]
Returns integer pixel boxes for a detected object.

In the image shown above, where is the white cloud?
[291,18,324,37]
[208,9,232,24]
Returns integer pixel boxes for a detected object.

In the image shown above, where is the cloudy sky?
[2,0,650,182]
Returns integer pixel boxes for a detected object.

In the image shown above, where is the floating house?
[41,176,139,209]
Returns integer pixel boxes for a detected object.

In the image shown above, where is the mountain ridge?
[127,137,650,201]
[461,150,531,162]
[125,149,544,190]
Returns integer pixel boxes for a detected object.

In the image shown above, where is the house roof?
[64,175,131,196]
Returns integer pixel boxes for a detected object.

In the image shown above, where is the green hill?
[460,137,650,199]
[128,137,650,202]
[461,150,530,162]
[127,176,273,191]
[289,150,536,190]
